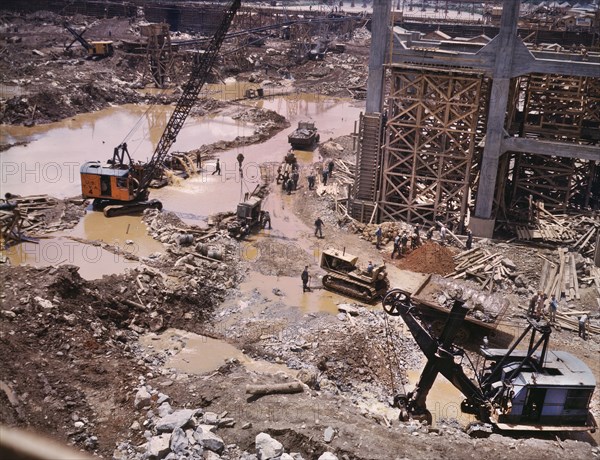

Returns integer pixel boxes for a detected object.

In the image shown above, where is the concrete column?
[472,2,520,237]
[365,0,391,113]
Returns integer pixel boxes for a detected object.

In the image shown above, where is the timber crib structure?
[352,0,600,237]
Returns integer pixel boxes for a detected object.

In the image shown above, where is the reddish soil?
[391,242,456,276]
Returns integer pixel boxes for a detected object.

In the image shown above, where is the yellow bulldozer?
[320,248,389,302]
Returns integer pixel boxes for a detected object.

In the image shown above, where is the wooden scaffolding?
[504,74,600,217]
[140,23,173,88]
[375,66,488,231]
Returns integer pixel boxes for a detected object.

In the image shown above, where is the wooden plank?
[571,252,580,300]
[558,248,566,298]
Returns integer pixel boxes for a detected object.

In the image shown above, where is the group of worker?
[528,290,590,340]
[277,159,334,192]
[385,224,434,259]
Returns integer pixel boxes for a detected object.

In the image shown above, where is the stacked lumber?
[448,247,516,293]
[515,207,599,258]
[4,195,58,211]
[538,248,580,301]
[331,159,355,186]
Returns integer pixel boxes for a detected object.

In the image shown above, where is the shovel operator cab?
[382,290,597,432]
[79,0,242,217]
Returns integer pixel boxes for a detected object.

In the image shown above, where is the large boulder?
[169,427,188,455]
[193,426,225,454]
[318,453,338,460]
[255,432,284,459]
[134,387,152,410]
[146,433,171,459]
[155,409,197,433]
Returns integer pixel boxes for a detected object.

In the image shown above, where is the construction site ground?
[1,10,599,460]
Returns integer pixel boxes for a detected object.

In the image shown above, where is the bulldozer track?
[322,274,379,302]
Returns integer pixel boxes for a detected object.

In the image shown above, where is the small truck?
[288,121,320,150]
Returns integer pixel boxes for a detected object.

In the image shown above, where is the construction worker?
[549,294,558,323]
[375,226,382,249]
[307,172,315,190]
[578,314,589,340]
[263,211,272,230]
[301,266,310,292]
[291,170,299,190]
[401,232,408,256]
[391,234,401,259]
[528,291,541,318]
[466,229,473,250]
[328,159,334,177]
[536,292,547,319]
[281,171,289,191]
[366,261,374,275]
[286,177,294,195]
[322,168,328,186]
[411,232,419,250]
[212,158,221,176]
[426,226,434,241]
[314,217,324,238]
[439,223,447,244]
[237,153,244,170]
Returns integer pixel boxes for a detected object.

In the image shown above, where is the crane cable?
[118,39,195,151]
[382,311,407,399]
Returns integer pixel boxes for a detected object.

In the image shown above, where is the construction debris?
[448,247,517,293]
[0,195,84,248]
[516,208,599,258]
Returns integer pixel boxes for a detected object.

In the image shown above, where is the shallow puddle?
[406,369,476,425]
[66,212,164,258]
[4,236,137,280]
[140,328,296,376]
[239,271,343,315]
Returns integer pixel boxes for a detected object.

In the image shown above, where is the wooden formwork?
[505,74,600,216]
[350,112,384,223]
[376,66,487,231]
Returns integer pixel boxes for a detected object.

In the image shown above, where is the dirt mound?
[394,242,456,275]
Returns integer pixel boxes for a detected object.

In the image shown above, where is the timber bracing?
[505,74,600,215]
[376,67,487,230]
[353,67,600,227]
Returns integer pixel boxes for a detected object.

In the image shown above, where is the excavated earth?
[1,9,600,460]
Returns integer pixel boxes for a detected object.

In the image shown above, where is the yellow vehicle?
[64,22,114,59]
[320,248,389,302]
[87,40,114,58]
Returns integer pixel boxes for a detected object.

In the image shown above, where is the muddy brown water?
[1,104,254,198]
[239,271,342,315]
[140,328,297,376]
[67,213,164,258]
[2,94,363,286]
[4,236,137,280]
[2,214,163,278]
